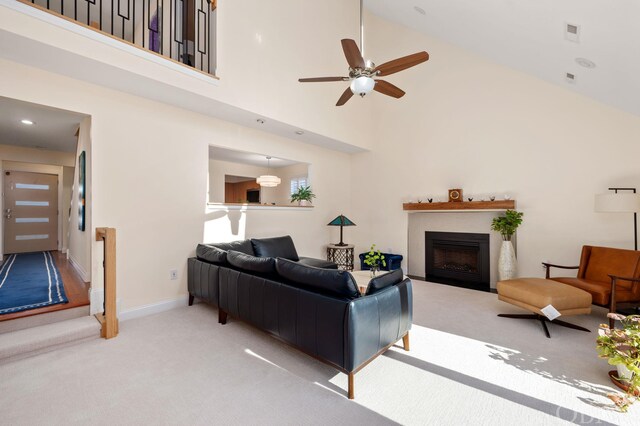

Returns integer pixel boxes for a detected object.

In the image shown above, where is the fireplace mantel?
[403,200,515,212]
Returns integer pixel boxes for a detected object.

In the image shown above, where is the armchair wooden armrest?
[542,262,579,279]
[607,275,640,326]
[608,274,640,294]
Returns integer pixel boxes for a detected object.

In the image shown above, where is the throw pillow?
[275,258,359,299]
[196,244,228,265]
[251,236,300,261]
[365,269,404,295]
[227,250,276,275]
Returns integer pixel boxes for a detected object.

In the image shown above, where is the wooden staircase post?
[95,227,118,339]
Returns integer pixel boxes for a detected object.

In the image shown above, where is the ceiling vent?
[565,23,580,43]
[565,72,576,84]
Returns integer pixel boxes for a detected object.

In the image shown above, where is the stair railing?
[95,227,118,339]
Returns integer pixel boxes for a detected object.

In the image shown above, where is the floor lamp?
[595,187,640,251]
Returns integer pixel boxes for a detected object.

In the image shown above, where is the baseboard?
[68,254,90,282]
[119,297,190,322]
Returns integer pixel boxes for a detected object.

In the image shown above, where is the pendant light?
[256,156,281,187]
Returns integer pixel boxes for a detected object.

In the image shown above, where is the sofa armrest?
[609,274,640,294]
[542,262,579,279]
[187,257,220,306]
[344,279,412,372]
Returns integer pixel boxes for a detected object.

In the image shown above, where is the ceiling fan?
[298,0,429,106]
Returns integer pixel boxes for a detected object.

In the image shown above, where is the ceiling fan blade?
[336,87,354,106]
[298,77,347,82]
[374,80,406,98]
[341,39,365,69]
[374,51,429,76]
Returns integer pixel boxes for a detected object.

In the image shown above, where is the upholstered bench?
[496,278,592,338]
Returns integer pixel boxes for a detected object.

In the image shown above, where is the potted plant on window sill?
[290,185,316,206]
[490,209,523,281]
[597,313,640,412]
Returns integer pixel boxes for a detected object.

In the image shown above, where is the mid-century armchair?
[543,245,640,328]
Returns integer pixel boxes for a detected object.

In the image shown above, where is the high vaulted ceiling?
[366,0,640,117]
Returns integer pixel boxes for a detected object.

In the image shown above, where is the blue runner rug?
[0,251,68,315]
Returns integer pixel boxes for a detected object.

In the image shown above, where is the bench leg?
[498,313,590,338]
[348,372,355,400]
[402,332,410,351]
[218,309,227,325]
[188,294,194,306]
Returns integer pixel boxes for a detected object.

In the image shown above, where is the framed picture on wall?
[78,151,85,232]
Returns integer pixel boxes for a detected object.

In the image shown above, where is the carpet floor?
[1,279,638,425]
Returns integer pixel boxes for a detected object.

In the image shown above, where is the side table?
[327,244,354,271]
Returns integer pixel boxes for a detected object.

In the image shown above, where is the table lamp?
[327,214,356,246]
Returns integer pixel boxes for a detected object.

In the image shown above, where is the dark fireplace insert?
[425,231,490,292]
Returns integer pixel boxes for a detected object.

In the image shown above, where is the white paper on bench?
[541,304,561,321]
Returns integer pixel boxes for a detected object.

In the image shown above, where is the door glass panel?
[15,201,49,206]
[15,234,49,240]
[15,218,50,223]
[15,183,50,190]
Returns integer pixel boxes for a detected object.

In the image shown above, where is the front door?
[3,171,58,254]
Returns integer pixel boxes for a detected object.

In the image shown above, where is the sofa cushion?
[275,258,359,299]
[227,250,276,275]
[365,269,404,295]
[210,240,255,256]
[196,244,229,265]
[298,257,338,269]
[251,236,299,261]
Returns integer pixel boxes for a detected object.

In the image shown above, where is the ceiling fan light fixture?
[350,76,375,96]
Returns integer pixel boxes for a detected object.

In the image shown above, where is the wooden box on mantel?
[403,200,516,211]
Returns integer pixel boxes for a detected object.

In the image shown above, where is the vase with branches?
[491,209,523,280]
[364,244,386,277]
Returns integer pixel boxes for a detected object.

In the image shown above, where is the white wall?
[68,116,91,282]
[274,163,310,205]
[350,14,640,278]
[0,0,374,151]
[0,59,352,312]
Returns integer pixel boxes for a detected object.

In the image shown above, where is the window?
[290,177,308,195]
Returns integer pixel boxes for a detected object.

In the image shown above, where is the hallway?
[0,251,89,322]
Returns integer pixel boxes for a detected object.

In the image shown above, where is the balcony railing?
[22,0,217,76]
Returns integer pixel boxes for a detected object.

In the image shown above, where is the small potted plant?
[290,185,316,206]
[364,244,386,278]
[597,313,640,412]
[490,209,523,280]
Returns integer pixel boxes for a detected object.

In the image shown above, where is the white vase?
[298,200,310,207]
[498,240,517,281]
[617,364,633,382]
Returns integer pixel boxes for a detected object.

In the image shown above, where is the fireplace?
[425,231,490,292]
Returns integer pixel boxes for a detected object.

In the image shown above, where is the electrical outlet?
[170,269,178,280]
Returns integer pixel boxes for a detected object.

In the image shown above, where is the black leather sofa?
[187,235,413,399]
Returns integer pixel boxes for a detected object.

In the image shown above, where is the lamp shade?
[256,175,281,187]
[327,215,356,227]
[594,193,640,213]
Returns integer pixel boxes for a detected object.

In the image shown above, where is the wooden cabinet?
[225,180,261,203]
